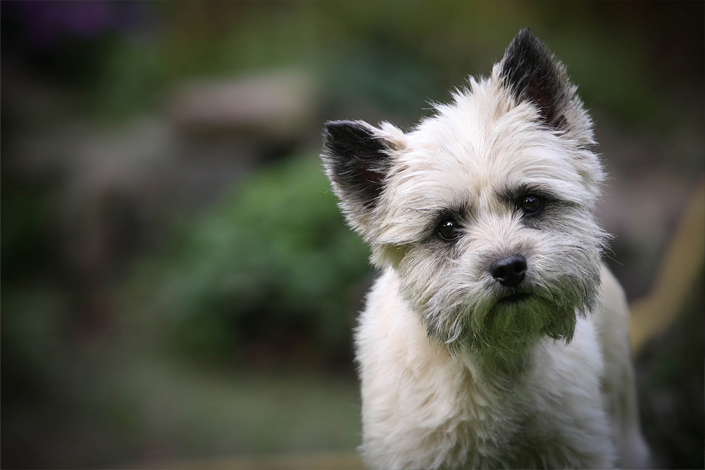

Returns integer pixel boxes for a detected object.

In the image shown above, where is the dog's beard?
[396,248,602,364]
[449,282,584,359]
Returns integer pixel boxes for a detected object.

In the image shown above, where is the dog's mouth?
[497,292,532,304]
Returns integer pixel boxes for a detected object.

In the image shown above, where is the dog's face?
[322,30,608,358]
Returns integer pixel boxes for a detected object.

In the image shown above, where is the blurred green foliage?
[10,1,699,130]
[3,288,66,393]
[146,155,372,365]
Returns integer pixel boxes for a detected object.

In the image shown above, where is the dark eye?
[437,219,460,241]
[519,195,542,215]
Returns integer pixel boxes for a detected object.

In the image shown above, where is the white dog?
[321,29,649,469]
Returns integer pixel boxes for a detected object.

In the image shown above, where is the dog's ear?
[321,120,402,237]
[499,29,593,142]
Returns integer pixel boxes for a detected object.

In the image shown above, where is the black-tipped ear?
[322,120,392,211]
[500,29,575,131]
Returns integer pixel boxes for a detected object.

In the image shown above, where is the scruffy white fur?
[321,30,649,469]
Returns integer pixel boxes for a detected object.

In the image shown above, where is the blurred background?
[2,2,703,469]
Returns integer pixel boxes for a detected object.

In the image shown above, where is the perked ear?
[321,120,401,236]
[499,28,593,142]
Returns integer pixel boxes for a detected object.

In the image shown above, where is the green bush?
[152,154,373,364]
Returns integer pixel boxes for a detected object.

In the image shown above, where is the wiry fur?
[321,29,649,469]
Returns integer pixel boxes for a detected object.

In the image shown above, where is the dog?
[321,29,649,469]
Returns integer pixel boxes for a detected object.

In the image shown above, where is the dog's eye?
[519,195,542,215]
[437,219,460,241]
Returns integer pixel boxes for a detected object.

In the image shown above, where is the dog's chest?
[439,367,574,467]
[360,356,582,469]
[363,358,595,469]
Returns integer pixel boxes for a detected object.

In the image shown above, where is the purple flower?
[16,1,148,48]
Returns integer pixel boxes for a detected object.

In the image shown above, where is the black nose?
[490,254,527,287]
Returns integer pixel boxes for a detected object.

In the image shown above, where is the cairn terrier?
[321,29,649,469]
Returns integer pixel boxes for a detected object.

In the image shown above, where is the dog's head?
[321,29,608,359]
